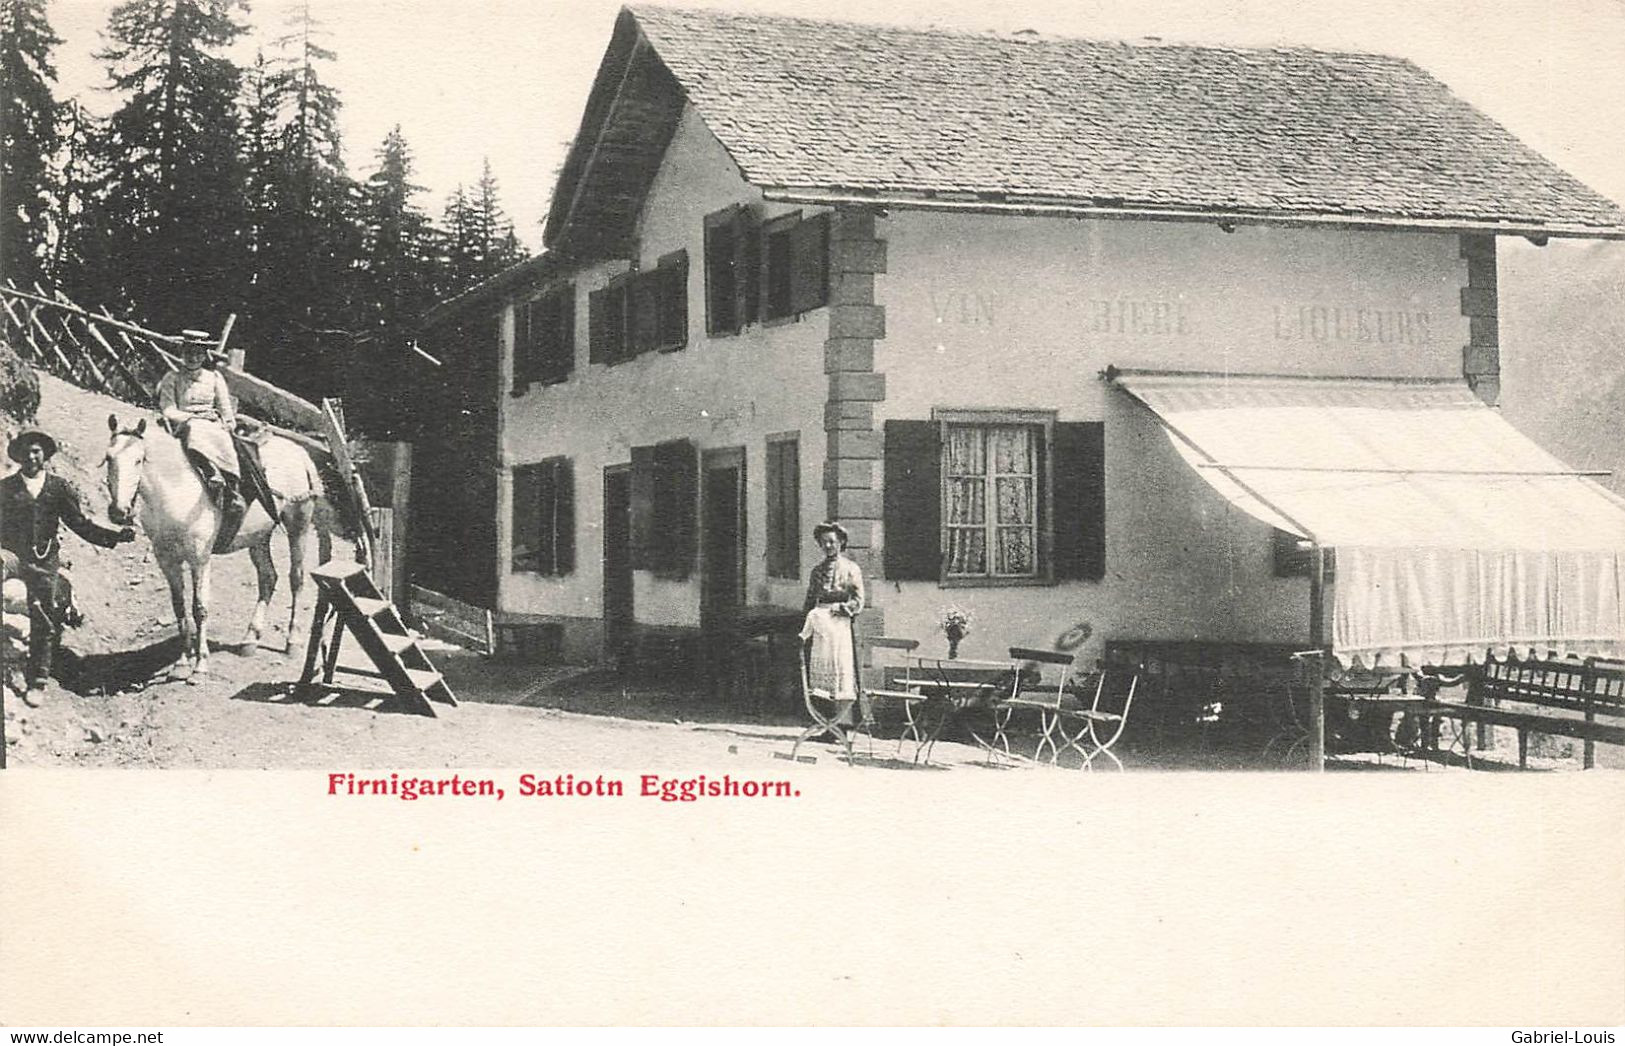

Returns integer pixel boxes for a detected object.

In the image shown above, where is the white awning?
[1112,370,1625,667]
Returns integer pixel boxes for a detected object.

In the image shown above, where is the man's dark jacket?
[0,471,124,578]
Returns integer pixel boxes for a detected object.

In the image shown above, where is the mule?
[103,414,338,678]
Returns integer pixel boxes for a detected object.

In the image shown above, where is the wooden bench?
[1421,654,1625,768]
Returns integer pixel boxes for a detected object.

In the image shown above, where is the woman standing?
[799,521,866,725]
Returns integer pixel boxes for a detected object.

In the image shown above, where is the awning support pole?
[1308,544,1327,772]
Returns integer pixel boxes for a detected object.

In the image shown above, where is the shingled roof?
[544,5,1625,255]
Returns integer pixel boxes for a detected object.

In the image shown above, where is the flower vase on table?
[939,605,973,660]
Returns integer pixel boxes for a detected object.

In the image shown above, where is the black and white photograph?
[3,0,1623,1031]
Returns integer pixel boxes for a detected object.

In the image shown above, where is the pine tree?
[249,2,360,395]
[95,0,251,332]
[0,0,62,289]
[471,158,526,278]
[357,124,435,335]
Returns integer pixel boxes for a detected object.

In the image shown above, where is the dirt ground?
[2,369,1617,774]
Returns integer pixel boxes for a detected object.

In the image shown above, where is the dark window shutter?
[766,438,800,579]
[535,458,558,576]
[736,207,761,326]
[588,287,608,364]
[554,458,575,575]
[1053,422,1105,581]
[789,212,830,315]
[630,444,656,570]
[513,301,533,390]
[658,253,687,351]
[654,438,698,579]
[883,420,941,581]
[705,214,738,335]
[559,285,578,380]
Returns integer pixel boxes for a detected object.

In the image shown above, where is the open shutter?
[883,420,941,581]
[655,438,698,579]
[788,212,829,315]
[658,252,688,351]
[630,444,656,570]
[535,458,558,576]
[704,213,738,335]
[555,458,576,575]
[735,206,761,326]
[554,288,576,382]
[512,300,532,391]
[1053,422,1105,581]
[588,287,608,365]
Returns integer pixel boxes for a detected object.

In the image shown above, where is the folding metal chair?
[998,647,1078,764]
[1053,660,1141,771]
[860,636,943,763]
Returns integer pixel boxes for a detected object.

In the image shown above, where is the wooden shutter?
[789,212,830,315]
[735,206,760,326]
[658,252,688,351]
[654,438,698,579]
[630,443,656,570]
[512,300,533,391]
[588,287,609,365]
[554,458,575,575]
[549,286,575,383]
[883,420,941,581]
[1053,422,1105,581]
[767,437,800,579]
[535,458,558,576]
[704,212,738,335]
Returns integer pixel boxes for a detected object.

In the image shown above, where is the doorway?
[602,465,634,669]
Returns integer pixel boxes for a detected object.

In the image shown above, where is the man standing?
[0,429,134,707]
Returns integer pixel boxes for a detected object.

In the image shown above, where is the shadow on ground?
[228,679,430,717]
[59,636,186,696]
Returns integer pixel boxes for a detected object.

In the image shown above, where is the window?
[883,415,1104,584]
[513,283,574,393]
[765,435,800,579]
[761,211,829,322]
[511,458,575,576]
[944,425,1040,579]
[591,252,687,362]
[630,438,698,579]
[704,206,761,335]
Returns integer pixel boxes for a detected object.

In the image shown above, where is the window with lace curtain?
[943,422,1042,579]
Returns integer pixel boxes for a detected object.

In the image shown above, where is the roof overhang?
[761,187,1625,241]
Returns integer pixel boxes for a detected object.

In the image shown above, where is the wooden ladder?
[299,560,457,716]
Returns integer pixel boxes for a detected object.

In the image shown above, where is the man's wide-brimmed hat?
[7,428,58,463]
[812,520,849,546]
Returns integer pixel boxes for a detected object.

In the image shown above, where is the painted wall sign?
[1273,303,1434,345]
[1086,298,1192,338]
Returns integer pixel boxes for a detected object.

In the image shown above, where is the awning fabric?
[1113,371,1625,667]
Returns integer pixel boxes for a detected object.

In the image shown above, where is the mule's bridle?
[106,428,146,521]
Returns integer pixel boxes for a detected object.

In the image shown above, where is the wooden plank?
[368,508,394,602]
[321,397,377,562]
[22,299,78,375]
[39,285,112,395]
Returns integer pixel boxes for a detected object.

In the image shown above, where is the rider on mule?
[157,334,240,510]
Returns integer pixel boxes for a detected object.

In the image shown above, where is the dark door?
[603,466,634,667]
[701,450,746,693]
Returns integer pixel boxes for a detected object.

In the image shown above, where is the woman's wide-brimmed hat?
[7,428,58,463]
[812,520,849,546]
[180,329,225,362]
